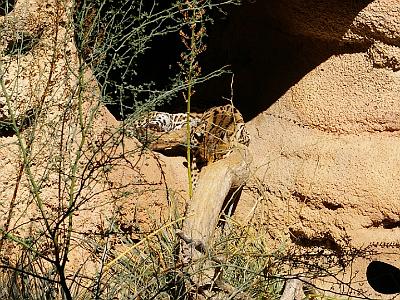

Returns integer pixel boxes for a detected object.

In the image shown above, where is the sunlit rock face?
[0,0,187,284]
[237,0,400,298]
[2,0,400,297]
[0,0,80,122]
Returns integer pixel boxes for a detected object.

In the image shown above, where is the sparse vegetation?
[0,0,377,299]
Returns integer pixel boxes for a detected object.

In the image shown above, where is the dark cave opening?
[191,0,373,121]
[76,0,373,122]
[367,261,400,295]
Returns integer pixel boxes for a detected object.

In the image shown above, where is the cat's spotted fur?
[128,111,202,137]
[127,104,250,186]
[191,105,250,167]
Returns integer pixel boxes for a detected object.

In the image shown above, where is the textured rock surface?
[265,0,400,44]
[0,0,78,121]
[269,53,400,133]
[1,0,400,298]
[0,0,186,281]
[236,0,400,298]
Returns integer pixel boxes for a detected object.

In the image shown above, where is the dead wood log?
[178,144,252,296]
[280,278,305,300]
[182,144,251,256]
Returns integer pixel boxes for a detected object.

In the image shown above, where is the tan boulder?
[237,0,400,298]
[0,0,187,285]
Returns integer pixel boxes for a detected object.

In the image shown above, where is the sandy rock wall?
[265,0,400,44]
[0,0,186,285]
[1,0,400,297]
[269,52,400,134]
[0,0,77,121]
[238,0,400,298]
